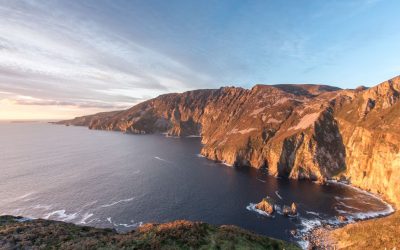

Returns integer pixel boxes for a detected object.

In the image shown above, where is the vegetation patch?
[0,216,300,249]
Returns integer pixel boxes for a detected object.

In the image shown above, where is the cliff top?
[0,215,300,249]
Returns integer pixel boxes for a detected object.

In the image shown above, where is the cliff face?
[333,76,400,206]
[58,76,400,206]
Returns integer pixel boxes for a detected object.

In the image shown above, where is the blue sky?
[0,0,399,119]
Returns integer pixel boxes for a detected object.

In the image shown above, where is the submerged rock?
[255,196,275,215]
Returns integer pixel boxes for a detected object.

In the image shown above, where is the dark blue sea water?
[0,122,393,247]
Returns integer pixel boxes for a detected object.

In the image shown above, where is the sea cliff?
[58,76,400,207]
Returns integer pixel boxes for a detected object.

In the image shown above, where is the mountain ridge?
[58,76,400,206]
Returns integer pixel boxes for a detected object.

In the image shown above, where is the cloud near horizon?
[0,0,399,120]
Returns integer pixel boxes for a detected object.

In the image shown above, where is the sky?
[0,0,399,120]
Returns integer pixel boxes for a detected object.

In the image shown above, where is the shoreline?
[304,181,397,249]
[307,211,399,249]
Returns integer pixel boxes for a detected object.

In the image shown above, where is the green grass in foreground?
[0,215,300,250]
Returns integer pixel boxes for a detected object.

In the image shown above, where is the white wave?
[297,240,309,250]
[44,210,78,221]
[257,178,266,183]
[107,217,112,224]
[246,203,273,217]
[32,204,52,211]
[100,197,134,208]
[220,161,233,167]
[164,135,180,138]
[296,217,326,248]
[79,212,94,224]
[117,221,143,228]
[186,135,201,138]
[275,191,283,200]
[154,156,172,163]
[296,182,395,250]
[5,192,36,203]
[274,205,283,215]
[305,211,320,216]
[347,205,395,221]
[299,218,322,234]
[336,201,361,211]
[196,154,205,158]
[327,180,394,217]
[82,200,98,209]
[335,209,348,214]
[17,192,35,199]
[87,217,101,224]
[106,217,142,228]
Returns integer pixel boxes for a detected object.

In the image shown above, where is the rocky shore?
[306,210,399,249]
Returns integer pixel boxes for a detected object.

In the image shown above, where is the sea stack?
[283,202,297,216]
[255,196,275,215]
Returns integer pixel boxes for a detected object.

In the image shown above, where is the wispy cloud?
[8,95,131,109]
[0,0,208,116]
[0,0,399,120]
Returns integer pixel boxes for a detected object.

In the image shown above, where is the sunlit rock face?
[255,197,275,215]
[333,76,400,206]
[59,76,400,206]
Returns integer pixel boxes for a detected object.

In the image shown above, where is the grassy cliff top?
[0,215,300,250]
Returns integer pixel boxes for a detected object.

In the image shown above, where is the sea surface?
[0,122,393,247]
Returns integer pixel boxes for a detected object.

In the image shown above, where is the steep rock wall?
[58,77,400,206]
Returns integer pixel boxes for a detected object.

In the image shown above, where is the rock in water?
[338,215,348,222]
[283,202,297,216]
[291,202,297,215]
[255,197,275,215]
[282,205,291,216]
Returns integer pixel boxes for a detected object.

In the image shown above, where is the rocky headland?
[58,76,400,209]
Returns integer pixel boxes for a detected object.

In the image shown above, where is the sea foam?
[44,209,78,221]
[100,197,135,208]
[275,191,283,200]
